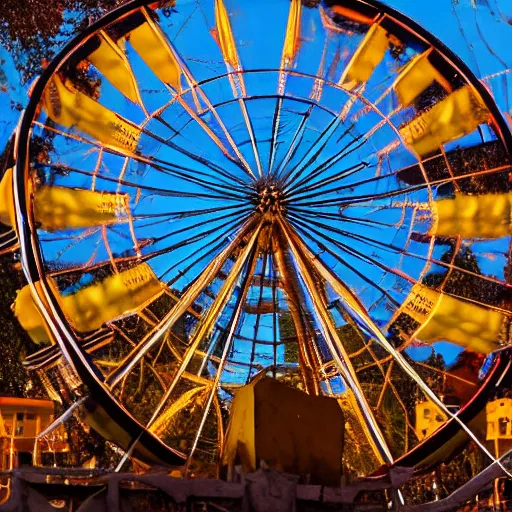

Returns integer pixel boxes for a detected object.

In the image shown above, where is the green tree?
[0,253,40,396]
[0,0,126,83]
[423,242,508,308]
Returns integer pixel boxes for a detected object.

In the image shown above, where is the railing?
[0,431,68,470]
[0,452,509,512]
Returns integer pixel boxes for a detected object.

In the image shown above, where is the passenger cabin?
[221,378,345,486]
[486,398,512,457]
[415,401,448,441]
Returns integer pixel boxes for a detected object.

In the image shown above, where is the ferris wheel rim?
[13,0,512,473]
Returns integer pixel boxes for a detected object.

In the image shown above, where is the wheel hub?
[255,180,285,215]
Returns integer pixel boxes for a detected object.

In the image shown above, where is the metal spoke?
[152,207,252,244]
[292,164,512,208]
[145,221,263,428]
[288,215,402,308]
[286,161,370,201]
[288,209,512,302]
[138,7,256,180]
[245,251,269,381]
[272,228,321,395]
[278,115,344,188]
[39,162,245,202]
[186,237,259,468]
[268,0,303,176]
[160,217,249,284]
[105,217,259,390]
[277,216,393,465]
[280,216,512,476]
[33,119,249,189]
[271,105,312,179]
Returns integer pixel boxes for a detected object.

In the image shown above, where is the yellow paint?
[43,74,140,152]
[128,18,182,91]
[88,31,141,104]
[430,192,512,239]
[12,284,52,344]
[340,24,388,88]
[281,0,302,67]
[393,51,450,107]
[34,187,127,232]
[221,382,256,471]
[400,85,489,157]
[0,172,127,232]
[58,263,163,333]
[415,401,447,441]
[215,0,241,70]
[394,283,504,354]
[486,398,512,440]
[13,264,163,341]
[0,168,15,228]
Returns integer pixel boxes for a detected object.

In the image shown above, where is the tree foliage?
[0,0,127,83]
[0,253,39,396]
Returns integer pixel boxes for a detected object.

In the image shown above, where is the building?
[0,397,68,470]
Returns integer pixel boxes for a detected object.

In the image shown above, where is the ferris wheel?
[6,0,512,488]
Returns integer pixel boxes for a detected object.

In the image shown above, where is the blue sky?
[2,0,512,146]
[1,0,511,378]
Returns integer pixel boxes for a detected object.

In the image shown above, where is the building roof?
[0,397,54,411]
